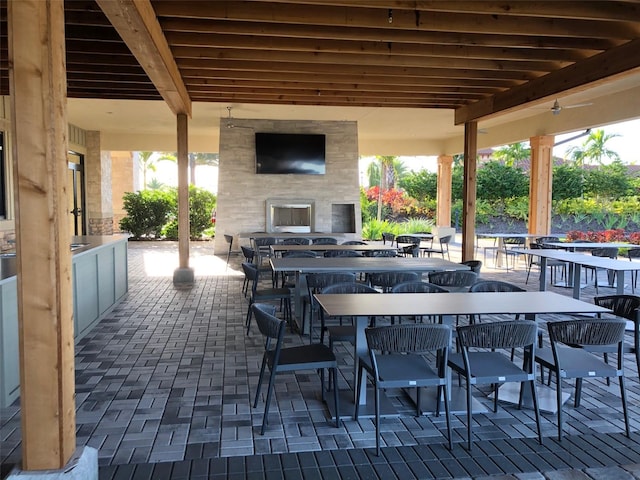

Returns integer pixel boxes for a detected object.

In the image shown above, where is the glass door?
[68,151,86,236]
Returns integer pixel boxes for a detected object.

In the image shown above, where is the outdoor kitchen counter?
[0,235,129,407]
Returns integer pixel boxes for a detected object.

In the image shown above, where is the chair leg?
[246,304,254,335]
[416,387,421,416]
[466,376,473,450]
[529,380,543,445]
[374,381,381,456]
[261,369,278,435]
[354,365,364,421]
[443,385,452,450]
[620,376,630,437]
[556,374,564,441]
[333,367,341,428]
[254,356,268,408]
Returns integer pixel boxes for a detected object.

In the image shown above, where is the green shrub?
[552,164,584,200]
[476,161,529,200]
[162,186,217,240]
[120,190,174,239]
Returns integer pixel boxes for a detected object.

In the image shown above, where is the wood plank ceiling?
[3,1,640,124]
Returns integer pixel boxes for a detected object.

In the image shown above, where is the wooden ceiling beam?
[270,1,640,22]
[152,1,640,38]
[180,68,521,88]
[182,77,503,95]
[171,46,564,72]
[455,38,640,124]
[159,17,618,50]
[164,31,593,62]
[95,0,191,116]
[177,58,538,81]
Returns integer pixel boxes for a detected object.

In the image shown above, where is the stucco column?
[436,155,453,227]
[528,135,555,235]
[85,131,113,235]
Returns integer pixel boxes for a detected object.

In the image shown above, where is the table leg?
[572,264,582,299]
[617,271,625,295]
[538,257,548,291]
[355,316,368,405]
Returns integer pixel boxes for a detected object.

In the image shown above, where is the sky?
[150,118,640,192]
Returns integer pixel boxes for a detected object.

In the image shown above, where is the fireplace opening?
[266,199,314,233]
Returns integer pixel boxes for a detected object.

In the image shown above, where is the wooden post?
[173,113,194,285]
[461,122,478,262]
[529,135,555,236]
[436,155,453,228]
[8,0,76,470]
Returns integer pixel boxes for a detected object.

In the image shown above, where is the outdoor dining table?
[314,291,610,418]
[519,248,640,299]
[270,256,470,329]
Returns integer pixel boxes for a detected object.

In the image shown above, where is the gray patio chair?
[224,234,234,268]
[592,294,640,382]
[448,320,542,450]
[534,318,629,441]
[502,236,526,271]
[251,303,340,435]
[355,324,453,455]
[368,271,420,293]
[422,235,452,260]
[585,247,618,293]
[468,280,524,326]
[627,248,640,292]
[460,259,482,275]
[341,240,368,245]
[312,237,338,245]
[305,272,357,343]
[395,235,421,257]
[242,262,292,336]
[280,237,310,245]
[390,281,448,324]
[381,232,395,245]
[428,270,477,293]
[323,249,362,257]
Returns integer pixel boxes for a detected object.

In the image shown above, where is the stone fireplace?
[266,198,315,233]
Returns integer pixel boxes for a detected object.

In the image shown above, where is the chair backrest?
[241,245,255,263]
[341,240,367,245]
[367,249,398,257]
[593,294,640,322]
[457,320,537,350]
[307,272,357,291]
[591,247,618,259]
[381,232,395,245]
[535,236,560,245]
[312,237,338,245]
[390,281,448,293]
[460,260,482,274]
[628,248,640,260]
[241,262,259,296]
[503,236,525,247]
[323,250,362,257]
[365,324,451,355]
[439,235,452,245]
[281,237,310,245]
[254,237,277,247]
[320,282,379,295]
[282,250,317,258]
[369,271,420,291]
[547,318,626,347]
[469,279,525,293]
[396,235,421,246]
[428,270,478,288]
[252,303,286,352]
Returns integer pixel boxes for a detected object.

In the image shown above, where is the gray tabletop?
[314,291,610,317]
[271,244,396,254]
[270,256,469,273]
[543,241,632,250]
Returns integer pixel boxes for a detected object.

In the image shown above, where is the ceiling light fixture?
[388,9,393,23]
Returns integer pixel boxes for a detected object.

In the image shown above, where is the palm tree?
[147,178,165,190]
[137,151,156,190]
[566,129,620,166]
[493,142,530,167]
[159,152,219,185]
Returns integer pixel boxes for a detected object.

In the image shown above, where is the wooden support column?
[461,122,478,262]
[436,155,453,227]
[173,113,194,285]
[8,0,76,470]
[528,135,555,236]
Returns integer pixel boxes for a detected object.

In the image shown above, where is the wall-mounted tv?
[255,132,326,174]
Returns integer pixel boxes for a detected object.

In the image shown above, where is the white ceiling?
[66,70,640,156]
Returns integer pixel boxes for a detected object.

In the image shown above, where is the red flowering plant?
[566,229,636,243]
[365,187,416,216]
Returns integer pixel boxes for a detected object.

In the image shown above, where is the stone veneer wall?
[214,118,361,254]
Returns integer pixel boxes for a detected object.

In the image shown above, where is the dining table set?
[245,235,637,448]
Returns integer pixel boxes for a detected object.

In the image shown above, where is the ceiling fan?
[548,98,593,116]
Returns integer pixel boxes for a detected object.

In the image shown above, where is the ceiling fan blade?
[562,102,593,109]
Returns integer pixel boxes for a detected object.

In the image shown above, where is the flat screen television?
[255,132,326,174]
